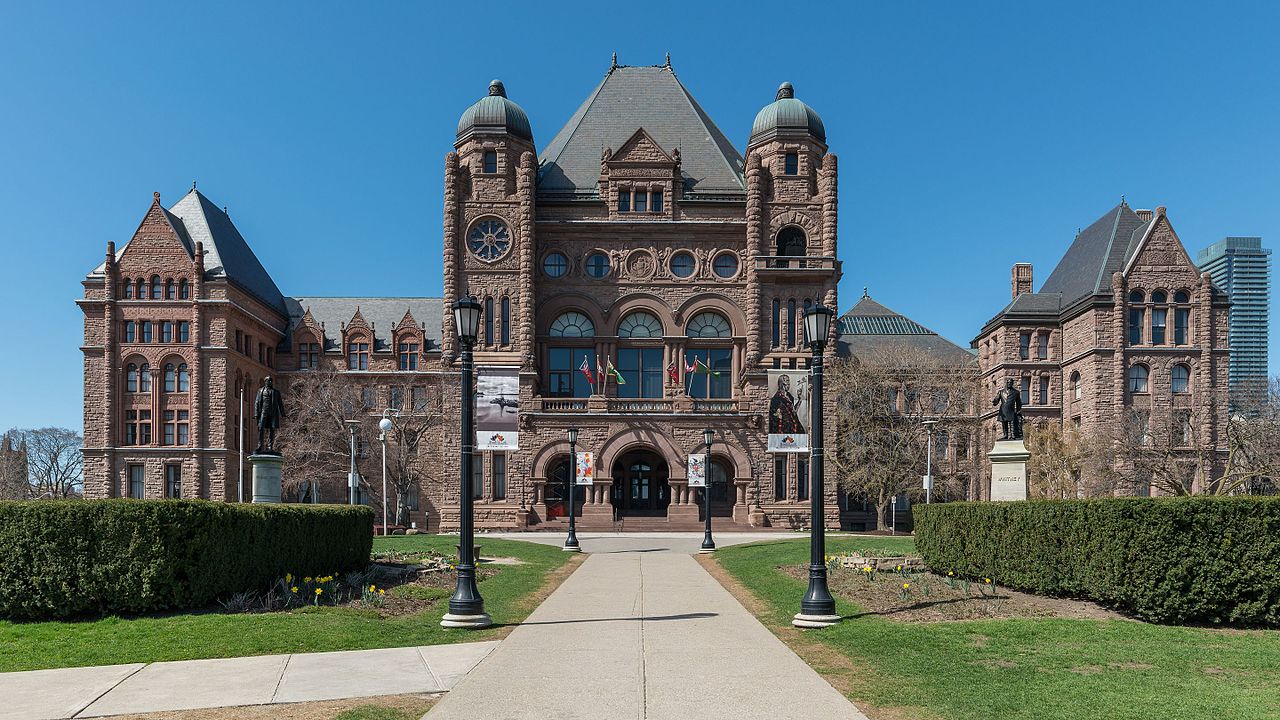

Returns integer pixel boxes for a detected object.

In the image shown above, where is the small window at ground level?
[165,465,181,498]
[129,465,145,498]
[784,152,798,175]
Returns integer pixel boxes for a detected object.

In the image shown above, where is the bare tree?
[1025,421,1123,499]
[276,371,370,503]
[16,427,84,499]
[828,342,979,529]
[382,388,445,525]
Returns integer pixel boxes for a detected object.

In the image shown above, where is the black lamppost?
[794,300,839,628]
[563,426,581,552]
[699,427,716,552]
[442,296,491,629]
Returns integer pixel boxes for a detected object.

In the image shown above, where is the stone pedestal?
[988,440,1029,501]
[250,454,284,503]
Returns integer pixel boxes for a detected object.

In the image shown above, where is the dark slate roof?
[836,295,975,364]
[537,64,746,200]
[1039,202,1151,307]
[285,297,444,353]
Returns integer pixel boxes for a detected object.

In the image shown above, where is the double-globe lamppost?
[441,296,492,629]
[345,420,362,505]
[700,427,716,553]
[379,410,396,535]
[563,427,581,552]
[922,419,938,504]
[794,300,840,629]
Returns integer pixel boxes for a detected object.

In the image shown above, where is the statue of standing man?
[992,378,1023,441]
[255,376,286,454]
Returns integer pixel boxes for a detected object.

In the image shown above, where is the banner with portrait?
[476,366,519,450]
[575,452,594,485]
[687,453,708,488]
[767,369,810,453]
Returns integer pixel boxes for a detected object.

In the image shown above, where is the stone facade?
[972,204,1231,495]
[79,61,843,531]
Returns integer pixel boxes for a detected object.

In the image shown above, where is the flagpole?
[238,386,244,503]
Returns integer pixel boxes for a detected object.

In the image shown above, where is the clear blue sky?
[2,1,1277,432]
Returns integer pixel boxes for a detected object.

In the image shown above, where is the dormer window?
[618,189,631,213]
[784,152,799,175]
[483,150,497,174]
[634,190,647,212]
[651,190,663,212]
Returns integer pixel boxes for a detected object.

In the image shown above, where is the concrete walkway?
[2,642,497,720]
[425,536,869,720]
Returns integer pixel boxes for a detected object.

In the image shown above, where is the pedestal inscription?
[988,440,1029,502]
[250,454,284,504]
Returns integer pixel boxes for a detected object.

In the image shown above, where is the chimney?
[1012,263,1033,300]
[1135,209,1153,222]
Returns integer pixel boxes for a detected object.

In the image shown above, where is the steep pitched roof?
[837,294,975,364]
[285,297,444,353]
[90,189,287,317]
[1039,202,1151,307]
[537,64,745,200]
[167,190,287,315]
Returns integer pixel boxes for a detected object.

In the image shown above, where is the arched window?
[786,299,796,346]
[136,278,147,299]
[1173,290,1191,344]
[151,275,163,299]
[484,297,494,346]
[686,312,731,339]
[179,278,190,300]
[164,363,176,392]
[1150,290,1168,344]
[1173,290,1190,304]
[618,311,663,338]
[126,363,139,393]
[708,460,732,503]
[122,281,134,299]
[549,312,595,338]
[177,363,189,392]
[776,227,806,257]
[1128,290,1145,345]
[139,363,151,392]
[1127,364,1149,393]
[1071,371,1082,401]
[165,279,175,299]
[501,297,511,345]
[1171,364,1190,394]
[770,299,781,347]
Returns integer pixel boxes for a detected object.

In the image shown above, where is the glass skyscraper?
[1197,237,1271,395]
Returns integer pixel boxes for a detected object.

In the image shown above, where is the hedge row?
[913,497,1280,626]
[0,500,373,621]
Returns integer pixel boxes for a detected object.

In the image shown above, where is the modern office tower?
[1198,237,1272,395]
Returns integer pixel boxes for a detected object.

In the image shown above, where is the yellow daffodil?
[985,578,992,584]
[285,573,292,582]
[379,589,385,596]
[315,588,322,595]
[369,584,377,592]
[291,586,298,593]
[304,577,312,583]
[862,565,872,572]
[947,571,954,577]
[902,582,910,589]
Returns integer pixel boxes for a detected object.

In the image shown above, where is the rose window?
[467,219,511,262]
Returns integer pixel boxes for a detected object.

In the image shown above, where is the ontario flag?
[579,356,596,385]
[605,358,626,385]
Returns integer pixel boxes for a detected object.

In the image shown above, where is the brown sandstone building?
[80,60,844,530]
[974,202,1231,495]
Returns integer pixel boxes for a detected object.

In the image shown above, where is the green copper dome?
[749,82,825,145]
[456,80,533,143]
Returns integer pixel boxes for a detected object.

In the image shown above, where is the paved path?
[425,536,869,720]
[2,642,497,720]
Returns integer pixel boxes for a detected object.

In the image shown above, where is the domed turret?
[748,82,825,146]
[456,79,533,144]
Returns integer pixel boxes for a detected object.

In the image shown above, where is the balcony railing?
[607,399,674,413]
[540,399,588,412]
[754,255,838,272]
[692,400,737,413]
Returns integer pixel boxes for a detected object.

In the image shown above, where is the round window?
[467,219,511,262]
[585,252,610,278]
[543,252,569,278]
[670,252,695,278]
[712,253,739,278]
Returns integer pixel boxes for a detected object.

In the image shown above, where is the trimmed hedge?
[0,500,373,621]
[914,497,1280,626]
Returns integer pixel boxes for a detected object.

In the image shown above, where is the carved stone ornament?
[625,250,656,280]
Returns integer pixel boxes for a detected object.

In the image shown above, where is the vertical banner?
[476,367,519,450]
[575,452,594,485]
[767,369,810,453]
[687,453,708,487]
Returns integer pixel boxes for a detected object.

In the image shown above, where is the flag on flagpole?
[596,355,605,393]
[579,356,596,385]
[606,358,626,385]
[694,357,722,377]
[666,361,678,383]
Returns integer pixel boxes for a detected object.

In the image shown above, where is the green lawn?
[0,535,571,672]
[716,536,1280,720]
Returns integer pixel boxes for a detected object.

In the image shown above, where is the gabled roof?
[837,293,975,364]
[537,64,745,200]
[285,297,444,353]
[90,189,287,317]
[1039,202,1151,307]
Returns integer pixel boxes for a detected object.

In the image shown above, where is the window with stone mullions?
[633,190,647,213]
[547,347,595,398]
[618,348,663,399]
[685,348,731,399]
[399,342,419,370]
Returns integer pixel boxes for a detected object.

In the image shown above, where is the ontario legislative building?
[79,59,844,531]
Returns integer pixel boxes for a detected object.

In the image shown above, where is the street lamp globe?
[452,296,483,346]
[702,427,714,447]
[803,300,834,350]
[378,415,394,434]
[567,426,578,444]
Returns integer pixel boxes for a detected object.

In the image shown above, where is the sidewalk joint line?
[269,654,293,703]
[418,646,445,691]
[639,553,648,720]
[71,662,148,718]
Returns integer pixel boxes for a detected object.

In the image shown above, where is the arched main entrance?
[611,450,670,517]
